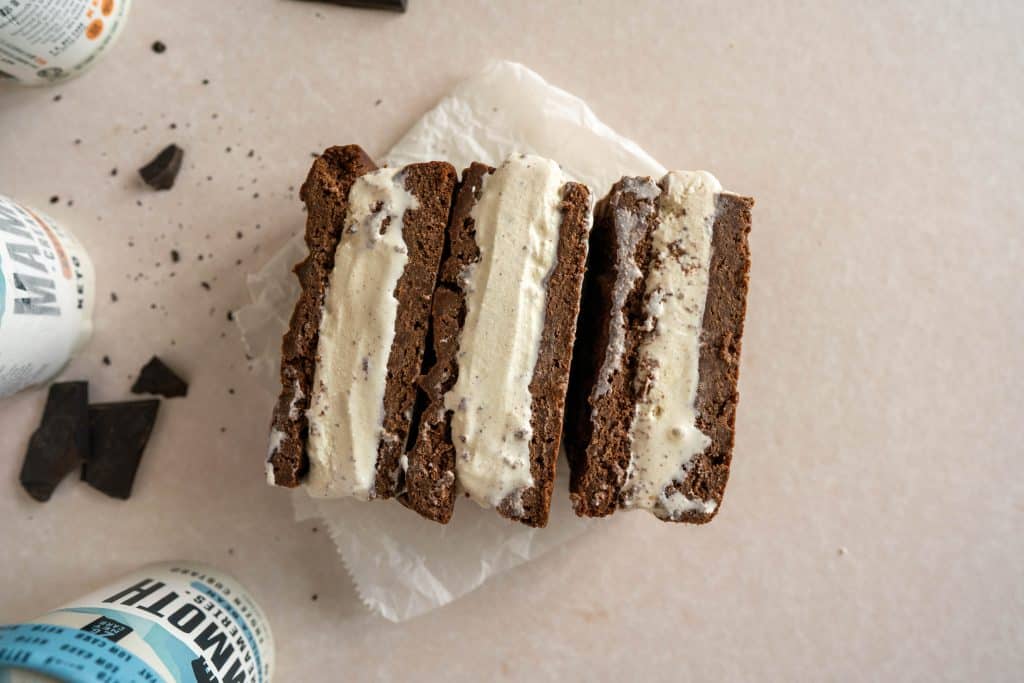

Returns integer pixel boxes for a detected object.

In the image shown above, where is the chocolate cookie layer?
[402,164,489,522]
[372,161,457,497]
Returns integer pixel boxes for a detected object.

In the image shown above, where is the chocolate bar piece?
[300,0,407,12]
[20,382,89,502]
[83,400,160,499]
[131,356,188,398]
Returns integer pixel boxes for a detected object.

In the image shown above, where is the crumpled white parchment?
[237,61,665,622]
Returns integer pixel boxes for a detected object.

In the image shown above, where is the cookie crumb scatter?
[151,41,166,54]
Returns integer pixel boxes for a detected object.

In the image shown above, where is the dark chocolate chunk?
[131,356,188,398]
[151,41,166,53]
[82,400,160,499]
[299,0,406,12]
[19,382,89,502]
[139,144,184,190]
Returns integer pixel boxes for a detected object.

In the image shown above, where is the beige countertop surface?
[1,1,1021,681]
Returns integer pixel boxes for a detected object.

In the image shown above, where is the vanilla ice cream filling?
[305,168,418,499]
[445,155,567,511]
[622,170,721,519]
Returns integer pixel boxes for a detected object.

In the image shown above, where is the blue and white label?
[0,563,274,683]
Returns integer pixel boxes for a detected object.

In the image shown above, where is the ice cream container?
[0,0,131,86]
[0,194,94,398]
[0,562,275,683]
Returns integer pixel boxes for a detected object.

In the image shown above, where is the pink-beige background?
[1,1,1021,681]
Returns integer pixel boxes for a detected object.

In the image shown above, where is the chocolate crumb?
[247,149,255,158]
[151,41,166,54]
[200,281,210,290]
[170,249,180,263]
[102,355,111,366]
[169,122,177,129]
[110,168,118,176]
[202,78,209,85]
[220,427,227,433]
[375,98,382,106]
[236,230,243,239]
[110,292,119,303]
[132,356,188,398]
[49,195,59,204]
[228,388,235,395]
[139,144,184,190]
[53,94,62,102]
[311,594,318,602]
[74,138,81,145]
[226,310,234,321]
